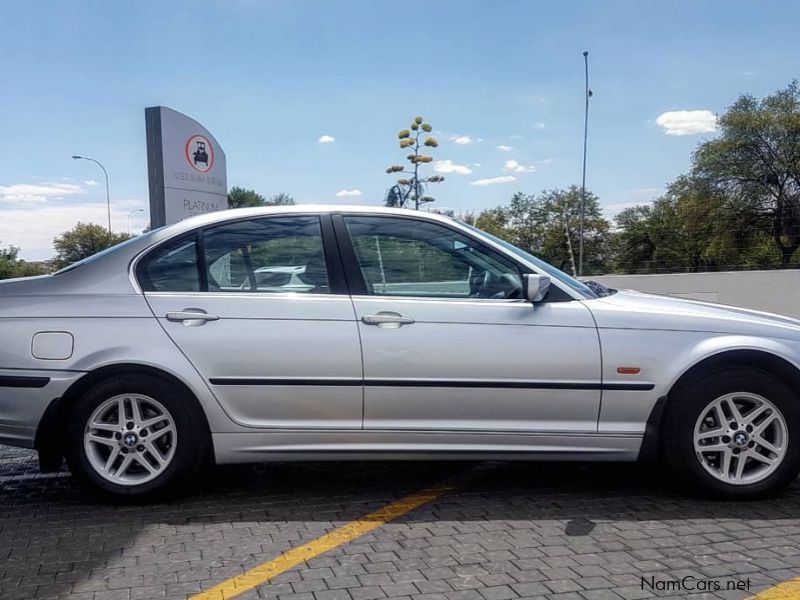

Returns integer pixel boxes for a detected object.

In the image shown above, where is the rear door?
[139,213,363,429]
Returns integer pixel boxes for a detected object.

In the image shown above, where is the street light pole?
[127,208,144,235]
[72,155,111,233]
[578,50,591,278]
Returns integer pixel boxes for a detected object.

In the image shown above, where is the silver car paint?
[2,205,800,464]
[144,292,364,429]
[352,295,602,432]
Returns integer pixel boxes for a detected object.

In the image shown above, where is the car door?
[334,213,601,433]
[138,213,363,429]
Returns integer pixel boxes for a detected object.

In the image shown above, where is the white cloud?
[335,188,362,197]
[533,122,546,130]
[509,134,524,140]
[496,145,513,152]
[470,175,517,187]
[318,134,335,143]
[433,160,472,175]
[84,180,98,187]
[503,159,536,174]
[655,110,718,136]
[0,182,86,205]
[0,199,144,260]
[449,135,474,145]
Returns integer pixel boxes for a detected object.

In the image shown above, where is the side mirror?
[522,273,551,303]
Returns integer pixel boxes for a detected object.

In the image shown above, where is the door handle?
[166,309,219,324]
[361,312,415,327]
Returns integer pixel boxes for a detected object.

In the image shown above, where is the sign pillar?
[145,106,228,229]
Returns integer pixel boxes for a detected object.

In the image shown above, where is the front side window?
[343,216,523,299]
[202,216,329,294]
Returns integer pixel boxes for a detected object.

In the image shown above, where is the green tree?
[612,176,782,274]
[227,187,296,208]
[481,187,610,274]
[0,244,46,280]
[385,116,444,209]
[473,207,510,240]
[465,187,611,275]
[266,192,296,206]
[52,223,132,269]
[693,81,800,267]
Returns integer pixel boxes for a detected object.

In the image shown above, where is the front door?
[139,214,363,429]
[335,214,601,433]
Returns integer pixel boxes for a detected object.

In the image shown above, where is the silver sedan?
[1,206,799,500]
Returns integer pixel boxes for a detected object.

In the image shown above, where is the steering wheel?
[470,271,524,299]
[469,270,489,297]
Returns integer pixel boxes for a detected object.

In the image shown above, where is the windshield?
[53,231,159,275]
[459,222,598,299]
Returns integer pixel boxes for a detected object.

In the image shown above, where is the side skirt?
[212,431,643,464]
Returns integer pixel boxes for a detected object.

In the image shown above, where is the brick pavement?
[1,446,799,600]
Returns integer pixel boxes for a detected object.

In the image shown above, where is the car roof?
[157,204,454,236]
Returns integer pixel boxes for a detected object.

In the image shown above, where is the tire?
[662,367,800,498]
[64,373,208,501]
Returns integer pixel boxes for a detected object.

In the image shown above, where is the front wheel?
[65,373,208,501]
[663,368,800,498]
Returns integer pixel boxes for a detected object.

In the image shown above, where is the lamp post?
[72,155,111,233]
[127,208,144,235]
[578,51,591,277]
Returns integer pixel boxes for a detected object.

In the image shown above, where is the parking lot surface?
[1,446,799,600]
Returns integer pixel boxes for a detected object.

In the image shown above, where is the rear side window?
[137,235,200,292]
[137,216,330,294]
[202,216,329,294]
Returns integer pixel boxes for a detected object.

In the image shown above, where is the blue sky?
[2,0,799,260]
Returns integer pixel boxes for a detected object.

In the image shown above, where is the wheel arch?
[639,348,800,463]
[35,363,212,472]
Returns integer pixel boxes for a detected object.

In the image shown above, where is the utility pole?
[563,208,578,277]
[578,50,591,277]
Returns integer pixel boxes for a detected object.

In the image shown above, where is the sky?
[1,0,799,260]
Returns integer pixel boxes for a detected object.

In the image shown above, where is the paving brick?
[0,451,798,600]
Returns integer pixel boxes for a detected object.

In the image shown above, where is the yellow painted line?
[189,483,456,600]
[748,578,800,599]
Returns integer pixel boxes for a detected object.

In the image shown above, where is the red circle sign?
[184,134,215,172]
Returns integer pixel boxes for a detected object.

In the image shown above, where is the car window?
[202,216,329,294]
[343,216,523,299]
[138,234,200,292]
[459,222,598,300]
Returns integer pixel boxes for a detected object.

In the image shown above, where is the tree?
[473,207,510,239]
[497,187,610,274]
[612,176,783,273]
[0,244,46,280]
[385,116,444,209]
[693,81,800,267]
[266,192,296,206]
[227,187,296,208]
[52,223,132,269]
[466,187,612,275]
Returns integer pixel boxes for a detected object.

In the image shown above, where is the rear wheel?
[663,368,800,498]
[65,373,207,501]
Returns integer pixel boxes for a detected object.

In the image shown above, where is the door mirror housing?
[522,273,551,303]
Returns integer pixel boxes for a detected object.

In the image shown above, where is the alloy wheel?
[83,394,177,485]
[693,392,788,485]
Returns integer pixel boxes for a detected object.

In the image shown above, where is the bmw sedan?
[1,206,799,500]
